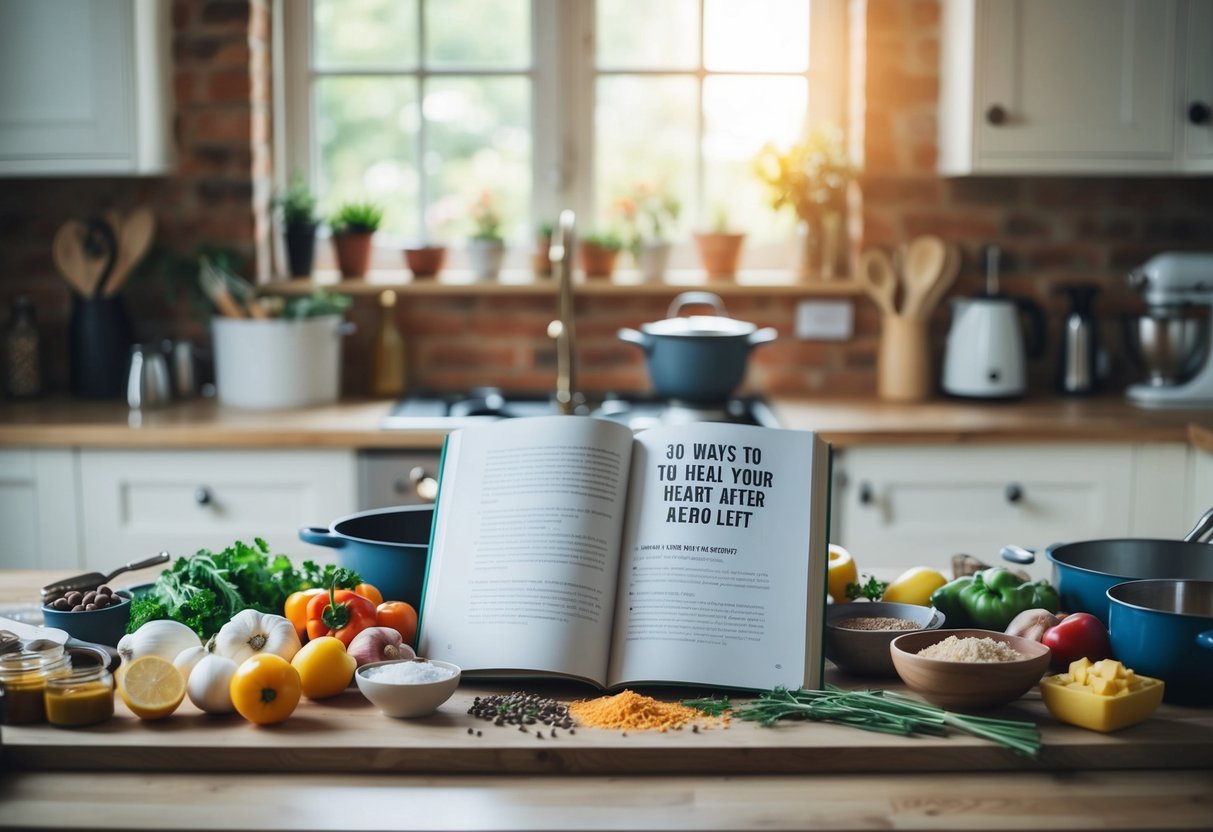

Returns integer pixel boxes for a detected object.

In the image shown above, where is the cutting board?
[5,680,1211,776]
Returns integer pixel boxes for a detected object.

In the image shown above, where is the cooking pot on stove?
[617,292,777,403]
[1001,507,1213,624]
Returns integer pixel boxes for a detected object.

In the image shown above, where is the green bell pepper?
[928,568,1060,631]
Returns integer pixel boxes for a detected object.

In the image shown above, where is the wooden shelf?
[260,269,865,298]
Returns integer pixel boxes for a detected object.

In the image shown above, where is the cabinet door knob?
[1005,483,1024,504]
[858,482,874,506]
[1189,101,1211,125]
[195,486,212,506]
[985,104,1008,125]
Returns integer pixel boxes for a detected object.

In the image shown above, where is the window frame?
[274,0,847,273]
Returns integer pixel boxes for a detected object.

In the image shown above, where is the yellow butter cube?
[1069,658,1092,684]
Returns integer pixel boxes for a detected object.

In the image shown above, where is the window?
[278,0,845,272]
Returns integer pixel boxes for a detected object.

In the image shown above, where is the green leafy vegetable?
[724,685,1041,758]
[281,288,352,320]
[845,575,889,602]
[126,538,357,639]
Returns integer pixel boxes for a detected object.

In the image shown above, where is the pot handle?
[1182,506,1213,543]
[1196,629,1213,651]
[667,291,727,319]
[748,326,778,347]
[298,526,346,549]
[1000,544,1036,565]
[617,327,652,354]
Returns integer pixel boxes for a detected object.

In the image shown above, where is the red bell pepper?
[306,569,378,645]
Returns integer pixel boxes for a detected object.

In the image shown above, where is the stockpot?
[1002,507,1213,623]
[299,505,433,609]
[618,292,776,403]
[1107,579,1213,706]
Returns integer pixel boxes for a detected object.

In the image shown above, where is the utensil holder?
[877,315,931,402]
[69,295,133,399]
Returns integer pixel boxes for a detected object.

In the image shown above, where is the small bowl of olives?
[42,586,132,647]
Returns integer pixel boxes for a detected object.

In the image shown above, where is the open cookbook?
[417,415,831,691]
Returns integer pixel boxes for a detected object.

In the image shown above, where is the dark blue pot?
[299,505,433,610]
[1107,580,1213,707]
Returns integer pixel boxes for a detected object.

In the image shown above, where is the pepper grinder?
[1056,285,1100,395]
[3,295,42,399]
[370,290,406,398]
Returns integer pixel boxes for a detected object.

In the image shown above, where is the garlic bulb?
[347,626,415,667]
[214,609,301,665]
[187,653,238,714]
[118,620,203,665]
[173,644,209,683]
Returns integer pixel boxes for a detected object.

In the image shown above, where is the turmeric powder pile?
[569,689,723,732]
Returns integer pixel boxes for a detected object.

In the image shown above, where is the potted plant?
[753,123,856,280]
[330,200,384,279]
[579,231,623,279]
[617,183,681,282]
[693,206,745,280]
[467,191,506,281]
[276,172,319,278]
[403,244,446,279]
[533,221,554,278]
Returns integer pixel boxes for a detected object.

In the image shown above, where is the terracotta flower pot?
[404,245,446,279]
[694,232,745,279]
[333,231,374,278]
[580,243,619,279]
[533,233,553,278]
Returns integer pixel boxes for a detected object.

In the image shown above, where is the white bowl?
[354,658,461,718]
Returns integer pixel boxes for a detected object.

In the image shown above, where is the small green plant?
[709,204,734,234]
[469,191,505,240]
[275,172,318,228]
[536,221,554,238]
[331,201,384,235]
[582,230,623,251]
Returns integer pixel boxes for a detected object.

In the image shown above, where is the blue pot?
[299,505,433,609]
[1107,579,1213,707]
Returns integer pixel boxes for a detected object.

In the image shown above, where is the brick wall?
[3,0,1210,400]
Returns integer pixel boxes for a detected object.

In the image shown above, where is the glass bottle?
[3,294,43,398]
[0,650,70,725]
[45,663,115,727]
[370,289,406,398]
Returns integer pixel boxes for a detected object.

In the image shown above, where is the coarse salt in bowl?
[355,658,461,719]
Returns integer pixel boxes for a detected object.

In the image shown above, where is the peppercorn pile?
[468,691,574,730]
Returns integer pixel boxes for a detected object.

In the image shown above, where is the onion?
[187,653,238,714]
[1004,608,1063,642]
[347,627,415,667]
[118,620,203,665]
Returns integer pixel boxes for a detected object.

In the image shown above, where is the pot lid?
[640,291,757,337]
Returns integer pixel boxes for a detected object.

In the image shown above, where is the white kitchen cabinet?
[0,449,82,571]
[939,0,1213,175]
[0,0,173,176]
[1190,445,1213,520]
[830,444,1191,580]
[78,450,357,569]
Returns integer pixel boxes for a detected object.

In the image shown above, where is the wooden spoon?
[104,208,156,296]
[902,235,948,319]
[858,249,899,317]
[919,241,962,318]
[52,220,93,297]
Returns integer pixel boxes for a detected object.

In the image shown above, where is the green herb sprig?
[845,575,888,601]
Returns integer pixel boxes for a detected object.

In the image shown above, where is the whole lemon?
[881,566,949,607]
[291,635,357,699]
[827,544,859,604]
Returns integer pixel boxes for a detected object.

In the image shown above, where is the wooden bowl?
[889,629,1051,711]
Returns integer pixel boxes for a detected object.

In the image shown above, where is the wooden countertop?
[2,569,1212,831]
[0,395,1209,450]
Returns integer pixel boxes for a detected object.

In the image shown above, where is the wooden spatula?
[104,207,156,296]
[858,248,900,316]
[902,235,948,319]
[52,221,95,297]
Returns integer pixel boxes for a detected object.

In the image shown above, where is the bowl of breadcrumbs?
[890,629,1052,711]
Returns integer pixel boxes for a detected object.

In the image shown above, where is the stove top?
[381,389,780,431]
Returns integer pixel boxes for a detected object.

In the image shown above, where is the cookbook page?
[607,423,826,690]
[419,415,636,685]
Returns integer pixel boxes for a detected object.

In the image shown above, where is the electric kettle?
[942,247,1046,398]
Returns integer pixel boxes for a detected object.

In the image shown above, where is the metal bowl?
[1123,310,1209,386]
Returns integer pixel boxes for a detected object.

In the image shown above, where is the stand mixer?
[1125,253,1213,408]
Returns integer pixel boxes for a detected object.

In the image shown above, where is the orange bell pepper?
[284,588,326,641]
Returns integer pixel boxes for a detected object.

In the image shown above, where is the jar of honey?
[45,663,114,727]
[0,650,70,725]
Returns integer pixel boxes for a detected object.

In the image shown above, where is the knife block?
[877,315,931,402]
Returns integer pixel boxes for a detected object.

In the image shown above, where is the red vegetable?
[305,587,377,646]
[1041,612,1112,670]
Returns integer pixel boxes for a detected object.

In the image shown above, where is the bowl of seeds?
[825,601,945,677]
[890,629,1052,711]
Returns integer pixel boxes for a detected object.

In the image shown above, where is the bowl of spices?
[825,601,945,677]
[355,658,461,718]
[890,629,1051,711]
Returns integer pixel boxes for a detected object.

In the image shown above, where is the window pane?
[314,0,418,70]
[315,77,419,237]
[702,75,806,240]
[704,0,809,72]
[425,77,531,242]
[597,0,699,69]
[595,76,697,237]
[425,0,529,69]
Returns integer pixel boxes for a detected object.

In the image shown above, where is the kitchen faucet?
[547,209,578,414]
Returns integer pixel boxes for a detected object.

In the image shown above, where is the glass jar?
[0,650,70,725]
[45,663,115,727]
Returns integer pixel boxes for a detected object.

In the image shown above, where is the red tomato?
[376,601,418,645]
[1041,612,1112,670]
